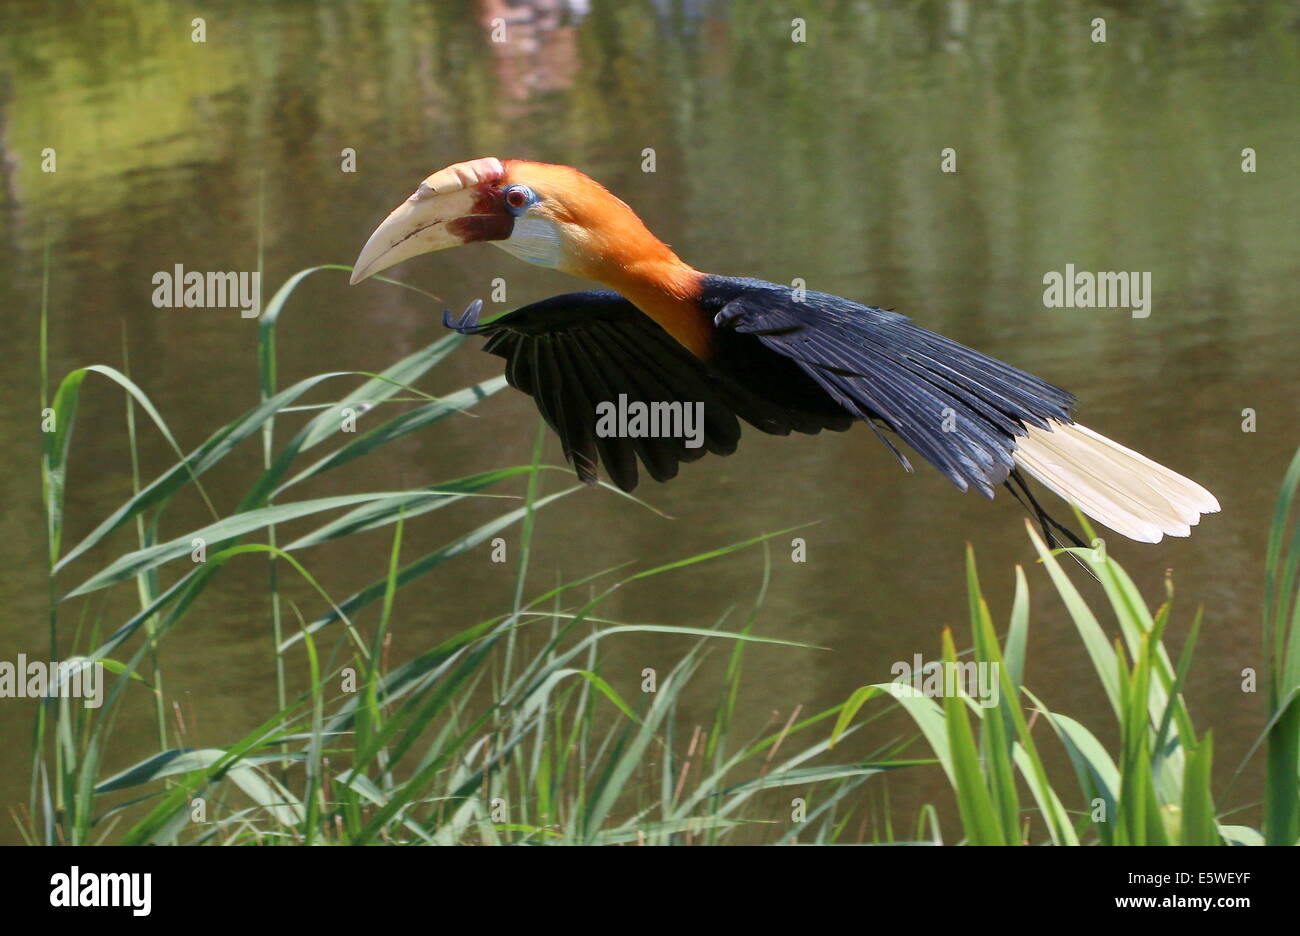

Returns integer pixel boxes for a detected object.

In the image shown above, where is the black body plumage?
[700,277,1076,496]
[444,277,1076,500]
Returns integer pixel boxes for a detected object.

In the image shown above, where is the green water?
[1,0,1297,841]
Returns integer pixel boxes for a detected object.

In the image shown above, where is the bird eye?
[504,185,532,213]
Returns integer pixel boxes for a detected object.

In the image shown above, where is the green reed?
[28,264,890,845]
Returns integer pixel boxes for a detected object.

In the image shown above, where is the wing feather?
[707,281,1075,496]
[445,293,749,490]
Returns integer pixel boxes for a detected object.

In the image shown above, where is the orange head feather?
[351,157,713,356]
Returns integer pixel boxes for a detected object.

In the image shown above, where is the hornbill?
[350,157,1219,545]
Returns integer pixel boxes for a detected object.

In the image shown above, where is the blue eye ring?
[504,184,534,215]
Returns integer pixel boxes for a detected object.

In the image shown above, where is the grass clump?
[27,265,898,845]
[831,464,1300,845]
[28,258,1300,845]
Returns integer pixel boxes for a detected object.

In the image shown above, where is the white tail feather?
[1012,420,1220,544]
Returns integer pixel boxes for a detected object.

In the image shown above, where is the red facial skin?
[447,184,515,243]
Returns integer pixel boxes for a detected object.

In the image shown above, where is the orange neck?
[598,258,713,359]
[562,224,713,358]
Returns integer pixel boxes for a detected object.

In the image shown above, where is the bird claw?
[712,301,748,330]
[443,299,486,334]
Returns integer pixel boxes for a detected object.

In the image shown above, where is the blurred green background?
[1,0,1297,842]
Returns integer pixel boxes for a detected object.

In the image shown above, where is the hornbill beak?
[349,157,509,284]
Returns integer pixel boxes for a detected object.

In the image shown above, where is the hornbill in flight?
[350,157,1218,545]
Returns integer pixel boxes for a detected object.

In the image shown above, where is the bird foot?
[443,299,486,334]
[712,301,748,330]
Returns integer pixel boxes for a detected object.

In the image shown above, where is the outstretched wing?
[445,292,835,491]
[708,280,1076,497]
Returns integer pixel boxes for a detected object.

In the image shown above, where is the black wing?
[445,292,842,491]
[704,278,1076,497]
